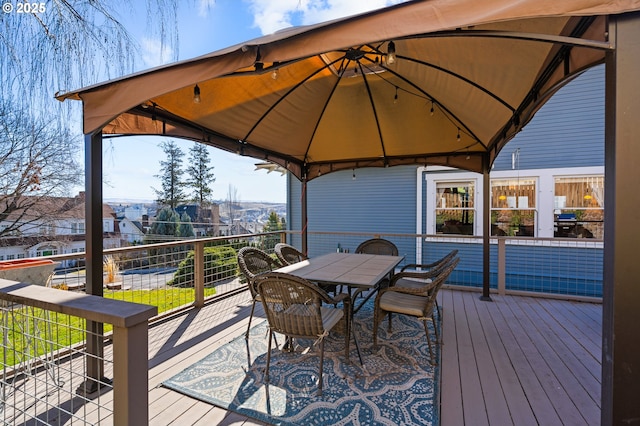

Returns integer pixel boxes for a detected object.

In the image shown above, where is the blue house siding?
[492,64,604,171]
[289,166,418,261]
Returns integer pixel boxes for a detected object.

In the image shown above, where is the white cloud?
[141,37,175,67]
[245,0,408,35]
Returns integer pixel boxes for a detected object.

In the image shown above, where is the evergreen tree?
[262,211,284,249]
[177,212,195,238]
[186,143,215,205]
[263,211,284,233]
[153,140,187,209]
[147,207,180,242]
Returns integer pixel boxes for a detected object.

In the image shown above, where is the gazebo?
[56,1,640,423]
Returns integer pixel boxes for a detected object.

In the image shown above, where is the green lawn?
[1,287,217,367]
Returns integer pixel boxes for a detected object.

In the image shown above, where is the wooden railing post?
[498,238,506,295]
[113,321,150,426]
[194,241,205,308]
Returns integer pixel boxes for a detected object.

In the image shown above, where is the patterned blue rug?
[163,300,440,425]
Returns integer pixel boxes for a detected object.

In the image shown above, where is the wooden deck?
[141,288,601,425]
[10,286,598,424]
[439,290,601,426]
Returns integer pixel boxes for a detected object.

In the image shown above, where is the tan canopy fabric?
[56,0,640,180]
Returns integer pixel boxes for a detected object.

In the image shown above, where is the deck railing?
[36,229,603,309]
[46,231,287,319]
[0,279,156,425]
[296,231,603,301]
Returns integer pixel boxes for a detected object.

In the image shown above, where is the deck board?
[463,291,514,426]
[504,295,589,424]
[439,290,464,426]
[513,297,598,423]
[472,293,539,426]
[452,290,490,426]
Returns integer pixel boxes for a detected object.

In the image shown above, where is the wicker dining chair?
[393,249,459,321]
[255,272,351,396]
[274,243,308,265]
[237,247,283,339]
[373,257,459,365]
[355,238,399,256]
[353,238,399,293]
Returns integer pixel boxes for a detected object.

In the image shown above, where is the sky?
[99,0,407,203]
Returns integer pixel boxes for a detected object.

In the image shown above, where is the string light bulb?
[352,169,356,180]
[430,101,434,116]
[193,84,201,104]
[386,41,396,65]
[394,87,398,104]
[271,68,279,80]
[456,128,461,142]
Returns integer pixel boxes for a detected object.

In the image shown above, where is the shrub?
[168,246,237,287]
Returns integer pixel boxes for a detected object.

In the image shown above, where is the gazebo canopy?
[56,0,640,180]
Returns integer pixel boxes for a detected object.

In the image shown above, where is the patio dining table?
[275,252,404,363]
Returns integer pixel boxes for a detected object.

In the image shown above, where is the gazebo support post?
[301,176,308,255]
[480,154,492,301]
[602,11,640,425]
[79,131,108,394]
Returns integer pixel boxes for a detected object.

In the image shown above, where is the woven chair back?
[274,243,308,265]
[256,272,326,338]
[355,238,399,256]
[237,247,282,296]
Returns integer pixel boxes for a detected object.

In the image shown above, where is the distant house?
[0,192,120,262]
[116,216,146,244]
[123,204,148,222]
[218,221,254,236]
[174,203,221,237]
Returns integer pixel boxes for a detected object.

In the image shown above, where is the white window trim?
[418,165,604,239]
[424,170,483,236]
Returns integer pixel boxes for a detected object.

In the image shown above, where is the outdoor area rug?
[162,300,440,425]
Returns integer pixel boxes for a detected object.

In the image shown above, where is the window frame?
[490,177,538,237]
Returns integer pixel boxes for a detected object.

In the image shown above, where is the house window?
[491,178,537,236]
[554,176,604,238]
[435,181,475,235]
[16,253,25,259]
[37,246,58,257]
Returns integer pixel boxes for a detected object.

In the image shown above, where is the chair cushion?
[379,292,429,317]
